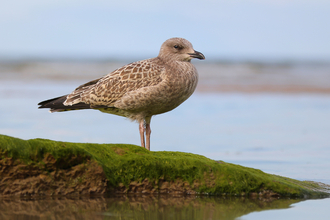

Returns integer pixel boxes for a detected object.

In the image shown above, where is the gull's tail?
[38,95,91,113]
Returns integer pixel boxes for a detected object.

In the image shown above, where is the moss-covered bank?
[0,134,329,198]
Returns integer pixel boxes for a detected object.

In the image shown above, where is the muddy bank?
[0,154,108,197]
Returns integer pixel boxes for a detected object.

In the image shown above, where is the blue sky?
[1,0,329,61]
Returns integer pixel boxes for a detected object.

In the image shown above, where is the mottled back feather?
[64,58,164,107]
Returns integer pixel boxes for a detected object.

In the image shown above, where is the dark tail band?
[38,95,92,112]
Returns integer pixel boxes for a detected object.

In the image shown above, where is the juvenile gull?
[38,38,205,150]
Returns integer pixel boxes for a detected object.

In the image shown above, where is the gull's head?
[158,38,205,62]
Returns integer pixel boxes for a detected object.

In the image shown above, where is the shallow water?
[0,195,320,220]
[241,198,330,220]
[0,195,329,220]
[0,62,330,219]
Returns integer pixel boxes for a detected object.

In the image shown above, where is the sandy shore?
[197,84,330,93]
[1,61,330,93]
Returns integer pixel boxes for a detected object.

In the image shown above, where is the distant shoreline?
[1,61,330,94]
[1,58,330,65]
[196,84,330,94]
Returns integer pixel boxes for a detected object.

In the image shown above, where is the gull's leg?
[139,120,145,148]
[145,117,151,151]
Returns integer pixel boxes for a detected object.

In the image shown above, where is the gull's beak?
[188,50,205,60]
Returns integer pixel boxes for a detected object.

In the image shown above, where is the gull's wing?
[64,58,165,107]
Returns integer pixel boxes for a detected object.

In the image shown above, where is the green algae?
[0,134,329,198]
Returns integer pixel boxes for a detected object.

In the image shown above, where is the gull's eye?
[174,45,179,49]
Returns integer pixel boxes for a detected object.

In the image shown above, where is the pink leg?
[145,123,151,151]
[145,117,151,151]
[139,121,145,148]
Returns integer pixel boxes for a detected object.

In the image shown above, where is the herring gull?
[38,37,205,150]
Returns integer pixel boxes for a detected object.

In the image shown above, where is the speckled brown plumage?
[38,37,205,150]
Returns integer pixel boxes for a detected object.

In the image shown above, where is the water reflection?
[0,195,302,220]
